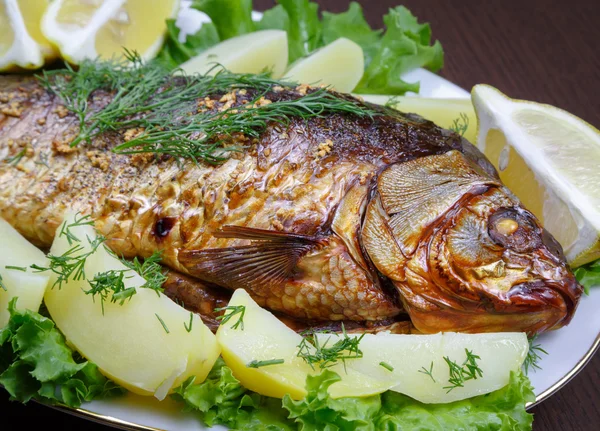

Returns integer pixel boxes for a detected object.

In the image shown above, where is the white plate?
[49,5,600,430]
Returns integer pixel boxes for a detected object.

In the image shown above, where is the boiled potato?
[284,38,364,93]
[315,331,528,403]
[0,217,50,327]
[180,30,288,78]
[216,289,394,400]
[44,213,220,399]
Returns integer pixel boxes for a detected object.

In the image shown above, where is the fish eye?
[488,208,542,253]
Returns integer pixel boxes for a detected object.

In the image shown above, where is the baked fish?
[0,71,583,335]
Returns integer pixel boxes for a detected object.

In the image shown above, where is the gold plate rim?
[42,329,600,431]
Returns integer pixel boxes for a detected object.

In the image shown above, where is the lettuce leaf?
[155,19,220,68]
[574,259,600,295]
[353,6,444,95]
[174,360,534,430]
[192,0,255,40]
[0,298,124,407]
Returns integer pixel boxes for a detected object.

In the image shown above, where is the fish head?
[361,150,583,334]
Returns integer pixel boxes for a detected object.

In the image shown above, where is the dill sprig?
[0,274,6,291]
[5,266,27,272]
[247,359,285,368]
[297,325,365,371]
[59,213,95,246]
[523,335,548,375]
[155,313,170,334]
[120,250,166,294]
[184,312,194,333]
[380,361,394,372]
[3,148,26,166]
[39,53,379,164]
[449,112,470,136]
[83,270,136,314]
[215,305,246,330]
[443,349,483,393]
[418,361,436,382]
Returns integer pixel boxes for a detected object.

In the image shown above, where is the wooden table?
[2,0,599,429]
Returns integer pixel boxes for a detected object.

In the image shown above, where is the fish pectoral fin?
[178,226,322,292]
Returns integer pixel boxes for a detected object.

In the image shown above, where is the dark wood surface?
[2,0,599,429]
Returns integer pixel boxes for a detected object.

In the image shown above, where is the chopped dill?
[418,361,436,382]
[120,250,166,294]
[83,269,136,314]
[449,112,470,137]
[184,312,194,333]
[3,148,26,166]
[155,313,170,334]
[0,274,6,291]
[5,266,27,272]
[384,95,402,108]
[215,305,246,330]
[443,349,483,393]
[58,213,95,246]
[34,151,50,168]
[39,52,379,164]
[247,359,285,368]
[523,335,548,375]
[297,325,364,372]
[380,361,394,372]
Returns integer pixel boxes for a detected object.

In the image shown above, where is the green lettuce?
[0,298,124,408]
[156,1,444,95]
[574,259,600,295]
[174,360,534,431]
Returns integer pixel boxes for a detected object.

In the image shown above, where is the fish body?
[0,74,583,334]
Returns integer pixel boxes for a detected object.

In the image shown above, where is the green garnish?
[39,53,378,164]
[574,259,600,295]
[83,270,136,315]
[3,148,26,166]
[296,325,364,371]
[58,213,94,246]
[155,313,170,334]
[443,349,483,393]
[215,305,246,330]
[4,266,27,272]
[184,312,194,333]
[418,361,436,382]
[0,273,6,291]
[449,112,469,137]
[379,361,394,372]
[522,335,548,375]
[120,250,166,294]
[34,151,50,168]
[247,359,285,368]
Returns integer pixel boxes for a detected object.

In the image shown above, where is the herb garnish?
[523,335,548,375]
[5,266,27,272]
[215,305,246,330]
[379,361,394,372]
[443,349,483,393]
[83,270,136,314]
[247,359,285,368]
[0,273,6,291]
[120,251,166,295]
[58,213,95,246]
[449,112,470,137]
[418,361,436,382]
[155,313,170,334]
[3,148,26,166]
[184,312,194,333]
[297,325,364,371]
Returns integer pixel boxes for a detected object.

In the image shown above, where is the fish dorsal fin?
[178,226,323,293]
[377,150,499,256]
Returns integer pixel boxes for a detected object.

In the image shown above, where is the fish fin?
[378,150,499,256]
[178,227,322,291]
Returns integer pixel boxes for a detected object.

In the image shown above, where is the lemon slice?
[216,289,394,400]
[41,0,178,64]
[284,38,364,93]
[0,0,57,71]
[360,95,477,143]
[180,30,288,77]
[472,85,600,266]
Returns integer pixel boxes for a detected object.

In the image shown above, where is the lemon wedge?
[180,30,289,78]
[216,289,394,400]
[41,0,178,64]
[360,95,477,143]
[0,0,57,71]
[472,85,600,266]
[284,38,364,93]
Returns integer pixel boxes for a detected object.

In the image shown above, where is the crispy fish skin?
[0,75,583,334]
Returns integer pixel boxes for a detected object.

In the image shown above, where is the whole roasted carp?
[0,73,583,335]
